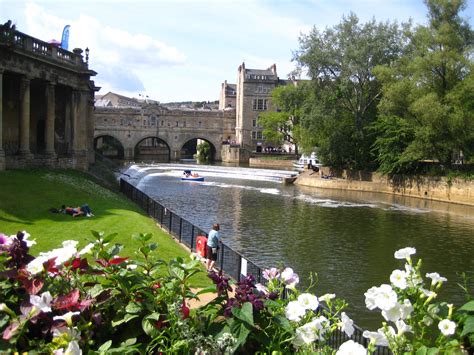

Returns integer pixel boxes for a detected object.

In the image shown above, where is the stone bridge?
[94,105,236,161]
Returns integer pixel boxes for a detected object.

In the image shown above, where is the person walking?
[206,223,220,271]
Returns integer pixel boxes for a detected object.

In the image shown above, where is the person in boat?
[183,170,192,178]
[206,223,221,271]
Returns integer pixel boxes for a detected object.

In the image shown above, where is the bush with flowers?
[0,230,472,354]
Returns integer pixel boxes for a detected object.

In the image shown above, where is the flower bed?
[0,231,473,353]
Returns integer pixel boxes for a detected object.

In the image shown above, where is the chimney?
[270,63,277,76]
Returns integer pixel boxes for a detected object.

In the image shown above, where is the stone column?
[45,82,56,157]
[19,77,32,157]
[0,69,5,170]
[71,89,88,170]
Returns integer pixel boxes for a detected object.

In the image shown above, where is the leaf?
[103,232,118,244]
[460,316,474,337]
[230,321,251,351]
[98,340,112,352]
[125,302,143,314]
[111,314,139,327]
[459,300,474,312]
[416,347,427,355]
[232,302,254,326]
[196,285,217,295]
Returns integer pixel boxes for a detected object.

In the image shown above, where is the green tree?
[258,83,309,155]
[294,13,405,169]
[372,0,473,174]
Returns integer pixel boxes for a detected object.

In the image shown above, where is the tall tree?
[258,83,309,155]
[294,14,405,169]
[372,0,473,174]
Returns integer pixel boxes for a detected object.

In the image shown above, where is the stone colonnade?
[0,72,93,170]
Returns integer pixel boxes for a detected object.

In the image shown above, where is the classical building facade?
[0,24,97,171]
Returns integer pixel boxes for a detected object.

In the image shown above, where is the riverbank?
[0,169,211,287]
[295,168,474,206]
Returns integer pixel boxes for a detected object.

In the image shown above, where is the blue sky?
[1,0,472,102]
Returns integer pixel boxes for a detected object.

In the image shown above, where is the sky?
[1,0,473,103]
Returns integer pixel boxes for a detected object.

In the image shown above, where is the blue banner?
[60,25,70,50]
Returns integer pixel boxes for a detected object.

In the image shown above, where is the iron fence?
[119,178,391,354]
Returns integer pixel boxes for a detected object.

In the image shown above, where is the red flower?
[152,282,161,290]
[181,301,190,319]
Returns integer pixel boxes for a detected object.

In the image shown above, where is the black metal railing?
[119,178,391,354]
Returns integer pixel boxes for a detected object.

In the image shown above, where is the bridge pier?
[171,149,181,161]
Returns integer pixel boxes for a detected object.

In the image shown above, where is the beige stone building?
[221,62,293,153]
[0,23,97,171]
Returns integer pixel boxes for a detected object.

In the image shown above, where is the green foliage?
[259,83,309,154]
[195,141,211,162]
[294,13,405,169]
[372,0,473,174]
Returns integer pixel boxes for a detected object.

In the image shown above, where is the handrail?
[119,178,391,354]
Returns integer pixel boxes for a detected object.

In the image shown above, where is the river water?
[128,164,474,329]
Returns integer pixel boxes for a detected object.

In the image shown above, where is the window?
[252,131,257,139]
[161,120,164,126]
[253,98,268,110]
[183,121,186,127]
[176,121,179,127]
[256,131,263,139]
[252,119,257,127]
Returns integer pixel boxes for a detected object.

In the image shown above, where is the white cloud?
[21,1,187,96]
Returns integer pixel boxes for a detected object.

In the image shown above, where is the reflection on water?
[135,168,474,329]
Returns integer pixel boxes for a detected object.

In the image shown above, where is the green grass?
[0,169,211,287]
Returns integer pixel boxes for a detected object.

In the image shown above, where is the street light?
[85,47,89,64]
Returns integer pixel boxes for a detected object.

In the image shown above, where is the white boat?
[293,152,322,172]
[181,170,204,182]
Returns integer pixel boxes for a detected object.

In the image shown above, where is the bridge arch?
[94,134,125,160]
[179,136,219,162]
[134,136,171,162]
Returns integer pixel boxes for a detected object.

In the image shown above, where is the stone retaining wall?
[249,158,294,169]
[295,168,474,206]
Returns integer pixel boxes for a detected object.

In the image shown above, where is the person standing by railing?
[206,223,220,271]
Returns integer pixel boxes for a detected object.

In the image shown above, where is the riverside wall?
[249,158,294,169]
[295,168,474,206]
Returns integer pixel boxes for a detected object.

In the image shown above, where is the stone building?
[224,62,293,153]
[0,23,97,171]
[218,80,236,110]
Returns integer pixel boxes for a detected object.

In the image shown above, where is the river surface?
[128,165,474,329]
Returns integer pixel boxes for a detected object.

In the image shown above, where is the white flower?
[365,284,398,311]
[53,326,81,340]
[438,319,456,336]
[336,340,366,354]
[390,269,408,289]
[426,272,447,285]
[21,231,36,247]
[126,264,138,270]
[319,293,336,303]
[63,340,82,355]
[338,312,354,337]
[26,255,48,275]
[364,286,379,310]
[281,267,299,288]
[400,299,414,319]
[304,316,329,341]
[54,311,80,326]
[363,328,389,347]
[297,293,319,311]
[285,301,306,322]
[78,243,94,256]
[30,291,52,313]
[394,247,416,260]
[293,322,317,346]
[40,241,78,266]
[382,303,403,322]
[395,319,412,336]
[420,288,437,299]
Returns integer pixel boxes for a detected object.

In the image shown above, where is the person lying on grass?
[60,203,94,217]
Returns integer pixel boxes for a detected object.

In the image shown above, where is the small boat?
[181,170,204,182]
[293,152,322,172]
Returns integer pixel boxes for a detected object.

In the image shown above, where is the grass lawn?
[0,169,211,287]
